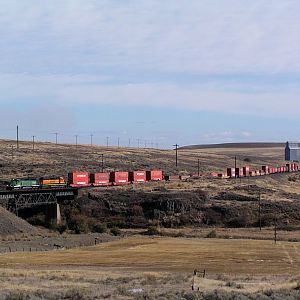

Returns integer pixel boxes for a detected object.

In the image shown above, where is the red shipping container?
[242,166,250,177]
[110,172,129,185]
[68,172,90,187]
[227,168,235,177]
[129,171,146,183]
[90,173,110,186]
[262,166,269,174]
[146,170,163,181]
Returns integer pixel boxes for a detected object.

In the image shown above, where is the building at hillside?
[285,141,300,161]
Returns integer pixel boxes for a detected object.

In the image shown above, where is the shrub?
[68,216,88,234]
[206,230,217,238]
[145,226,160,236]
[110,227,121,236]
[288,176,297,182]
[52,223,67,234]
[92,223,108,233]
[131,205,144,216]
[27,213,46,227]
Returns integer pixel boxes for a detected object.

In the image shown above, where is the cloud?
[0,0,300,74]
[0,0,299,137]
[0,72,299,117]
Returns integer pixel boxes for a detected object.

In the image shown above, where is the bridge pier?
[45,203,62,225]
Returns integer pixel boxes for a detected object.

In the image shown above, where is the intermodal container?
[165,175,180,181]
[146,170,163,181]
[68,172,90,187]
[287,163,293,172]
[129,171,146,183]
[90,173,110,186]
[262,166,269,174]
[242,166,250,177]
[235,168,244,177]
[110,172,129,185]
[227,168,235,178]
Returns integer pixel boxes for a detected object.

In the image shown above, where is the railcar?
[39,177,67,188]
[7,178,40,190]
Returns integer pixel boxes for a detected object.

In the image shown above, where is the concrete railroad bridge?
[0,188,78,224]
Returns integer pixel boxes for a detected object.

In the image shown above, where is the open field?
[1,140,300,298]
[0,139,287,183]
[1,236,300,274]
[0,236,300,299]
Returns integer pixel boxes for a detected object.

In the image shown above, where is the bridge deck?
[0,188,78,210]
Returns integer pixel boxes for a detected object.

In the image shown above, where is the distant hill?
[179,142,285,150]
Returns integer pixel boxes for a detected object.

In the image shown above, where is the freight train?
[6,162,300,190]
[6,170,164,190]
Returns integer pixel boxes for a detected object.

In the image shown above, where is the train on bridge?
[5,162,300,191]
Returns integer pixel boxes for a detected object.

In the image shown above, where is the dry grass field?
[0,139,287,182]
[1,140,300,299]
[0,236,300,299]
[1,236,300,275]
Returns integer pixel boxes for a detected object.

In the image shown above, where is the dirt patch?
[0,206,41,236]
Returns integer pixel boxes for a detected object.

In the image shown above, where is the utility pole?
[16,125,19,150]
[198,158,200,176]
[173,144,179,167]
[118,137,120,148]
[234,156,237,179]
[32,135,35,151]
[145,140,147,148]
[128,138,131,148]
[258,190,262,231]
[75,135,78,149]
[90,134,93,147]
[53,132,58,145]
[106,137,109,147]
[137,139,140,148]
[101,154,104,172]
[274,219,277,244]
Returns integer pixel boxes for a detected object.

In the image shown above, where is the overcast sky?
[0,0,300,148]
